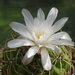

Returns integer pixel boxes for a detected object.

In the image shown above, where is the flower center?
[36,33,44,39]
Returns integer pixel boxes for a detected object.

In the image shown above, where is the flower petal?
[25,19,34,32]
[46,7,58,26]
[22,52,34,65]
[54,46,61,53]
[51,40,74,46]
[22,9,33,25]
[41,48,51,70]
[10,22,33,40]
[48,31,71,41]
[37,8,45,22]
[22,9,34,32]
[10,22,27,32]
[27,46,39,58]
[52,17,68,33]
[61,33,72,40]
[33,18,40,29]
[7,39,35,48]
[45,44,55,50]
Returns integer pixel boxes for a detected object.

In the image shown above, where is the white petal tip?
[52,7,57,10]
[7,42,12,48]
[22,9,28,15]
[38,8,42,11]
[41,48,52,71]
[22,9,26,12]
[22,55,30,65]
[63,17,68,22]
[22,59,28,65]
[9,22,14,27]
[51,7,58,13]
[44,66,51,71]
[43,62,52,71]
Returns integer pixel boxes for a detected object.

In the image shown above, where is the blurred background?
[0,0,75,45]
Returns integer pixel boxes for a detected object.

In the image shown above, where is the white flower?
[7,7,74,71]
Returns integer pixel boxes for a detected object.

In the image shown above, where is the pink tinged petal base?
[22,52,34,65]
[27,46,39,58]
[41,48,51,70]
[7,39,35,48]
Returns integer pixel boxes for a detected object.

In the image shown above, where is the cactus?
[0,43,75,75]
